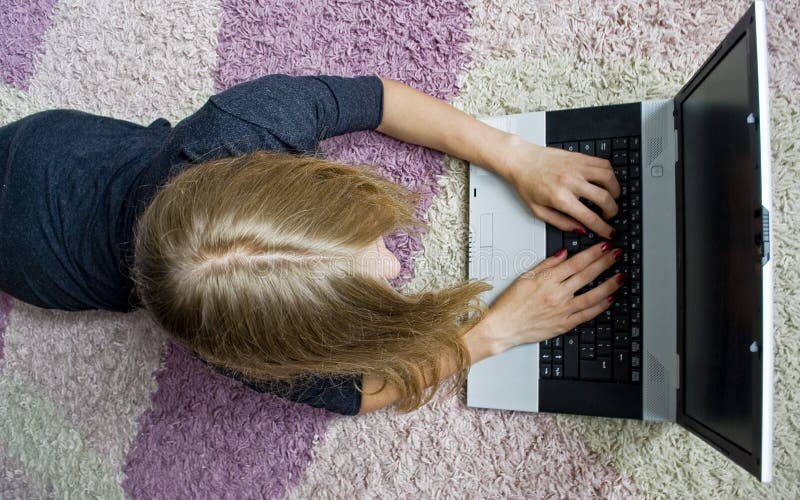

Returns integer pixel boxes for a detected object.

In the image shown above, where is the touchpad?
[482,211,546,303]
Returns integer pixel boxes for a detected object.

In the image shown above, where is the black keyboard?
[540,136,642,384]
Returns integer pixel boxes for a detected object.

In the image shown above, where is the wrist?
[493,133,543,185]
[464,312,515,361]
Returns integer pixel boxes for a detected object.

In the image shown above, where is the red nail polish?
[607,295,616,303]
[555,248,567,258]
[613,249,624,261]
[616,273,626,284]
[574,228,588,235]
[600,242,610,252]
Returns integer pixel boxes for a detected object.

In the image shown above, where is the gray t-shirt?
[0,74,384,415]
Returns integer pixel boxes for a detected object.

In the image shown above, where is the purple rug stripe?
[122,341,331,500]
[0,0,60,90]
[124,1,472,497]
[0,292,12,360]
[214,0,473,287]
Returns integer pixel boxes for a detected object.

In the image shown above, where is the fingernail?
[610,229,617,239]
[555,248,567,258]
[607,295,616,303]
[613,249,624,261]
[600,242,610,252]
[616,273,626,284]
[574,228,588,235]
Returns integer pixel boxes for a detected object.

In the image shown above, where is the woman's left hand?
[501,135,621,239]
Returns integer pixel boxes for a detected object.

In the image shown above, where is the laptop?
[466,1,773,482]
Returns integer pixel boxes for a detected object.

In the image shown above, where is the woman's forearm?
[357,317,508,414]
[375,78,520,180]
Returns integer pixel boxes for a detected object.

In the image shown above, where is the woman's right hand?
[482,242,624,352]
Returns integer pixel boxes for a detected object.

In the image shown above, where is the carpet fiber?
[1,0,798,497]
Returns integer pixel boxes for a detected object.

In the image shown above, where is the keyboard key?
[597,139,611,158]
[613,333,629,348]
[564,335,579,378]
[613,167,628,180]
[579,328,596,344]
[612,138,628,150]
[581,358,612,380]
[564,142,579,152]
[632,310,642,324]
[631,179,641,193]
[631,223,641,236]
[553,351,564,363]
[541,364,552,378]
[596,325,612,340]
[597,342,613,357]
[631,165,641,178]
[612,151,629,166]
[543,339,552,348]
[614,316,629,331]
[553,364,563,378]
[541,351,552,362]
[565,237,580,253]
[632,370,641,383]
[580,345,596,360]
[631,355,641,368]
[580,141,595,156]
[598,310,613,324]
[631,253,641,266]
[629,137,640,149]
[553,337,563,349]
[580,232,598,247]
[629,151,640,165]
[631,267,641,280]
[631,325,641,338]
[631,341,641,353]
[614,350,630,381]
[631,296,641,309]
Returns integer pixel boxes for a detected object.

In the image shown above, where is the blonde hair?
[131,150,491,412]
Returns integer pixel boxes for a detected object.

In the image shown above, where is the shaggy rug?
[1,0,798,497]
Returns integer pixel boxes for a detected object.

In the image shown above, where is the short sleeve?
[208,74,384,152]
[200,357,363,416]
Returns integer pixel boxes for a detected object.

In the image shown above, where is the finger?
[531,204,587,234]
[523,246,568,280]
[554,196,615,240]
[551,241,613,282]
[566,288,617,326]
[568,268,626,313]
[576,182,619,219]
[581,160,620,198]
[563,246,622,293]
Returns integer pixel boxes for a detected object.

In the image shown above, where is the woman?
[0,74,621,415]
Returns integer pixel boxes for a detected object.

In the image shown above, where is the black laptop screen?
[680,33,759,454]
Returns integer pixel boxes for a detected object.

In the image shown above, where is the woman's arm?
[375,78,515,180]
[358,242,624,414]
[375,78,621,239]
[358,314,504,414]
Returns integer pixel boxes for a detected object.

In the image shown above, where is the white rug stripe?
[26,0,222,124]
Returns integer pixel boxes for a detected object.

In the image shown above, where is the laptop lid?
[673,1,773,482]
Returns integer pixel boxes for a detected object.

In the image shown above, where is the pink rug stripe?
[0,0,60,90]
[123,0,472,498]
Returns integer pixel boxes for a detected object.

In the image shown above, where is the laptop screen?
[679,31,762,455]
